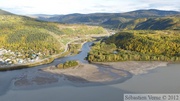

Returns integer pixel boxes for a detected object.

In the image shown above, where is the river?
[0,42,180,101]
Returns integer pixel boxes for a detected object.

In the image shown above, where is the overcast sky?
[0,0,179,15]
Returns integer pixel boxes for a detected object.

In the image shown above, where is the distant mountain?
[119,16,180,30]
[119,9,180,18]
[0,9,13,15]
[39,13,117,24]
[32,9,180,29]
[29,14,60,19]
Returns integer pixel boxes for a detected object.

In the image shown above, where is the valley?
[1,0,180,101]
[0,10,108,70]
[0,9,179,71]
[0,7,180,101]
[34,9,180,29]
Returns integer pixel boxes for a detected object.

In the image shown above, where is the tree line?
[88,30,180,62]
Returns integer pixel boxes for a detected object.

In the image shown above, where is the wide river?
[0,42,180,101]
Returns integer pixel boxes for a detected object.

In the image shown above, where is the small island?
[57,60,79,69]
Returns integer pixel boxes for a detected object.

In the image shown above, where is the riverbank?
[0,34,109,71]
[94,61,168,75]
[2,62,180,101]
[12,61,167,89]
[0,40,88,71]
[42,61,167,82]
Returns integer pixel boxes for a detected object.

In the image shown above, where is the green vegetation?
[37,9,180,29]
[102,17,132,28]
[0,10,106,71]
[58,25,105,35]
[88,30,180,62]
[0,9,12,15]
[57,60,79,69]
[68,44,82,55]
[119,16,180,30]
[0,14,106,59]
[0,15,61,58]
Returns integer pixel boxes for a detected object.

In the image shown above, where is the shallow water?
[0,42,180,101]
[0,64,180,101]
[0,42,92,95]
[113,63,180,93]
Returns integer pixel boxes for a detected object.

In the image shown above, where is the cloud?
[0,0,179,14]
[138,0,180,10]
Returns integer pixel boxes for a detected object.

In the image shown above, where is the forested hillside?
[118,16,180,30]
[0,15,61,57]
[88,30,180,62]
[0,10,106,65]
[33,9,180,29]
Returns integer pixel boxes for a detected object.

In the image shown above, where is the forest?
[0,15,106,61]
[118,16,180,30]
[88,30,180,62]
[57,60,79,69]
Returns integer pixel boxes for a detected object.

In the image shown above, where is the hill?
[0,9,13,15]
[0,13,106,66]
[118,16,180,30]
[87,30,180,62]
[120,9,180,18]
[32,9,180,29]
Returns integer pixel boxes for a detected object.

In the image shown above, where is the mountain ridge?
[30,9,180,29]
[0,9,13,15]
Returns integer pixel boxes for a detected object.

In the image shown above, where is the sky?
[0,0,179,15]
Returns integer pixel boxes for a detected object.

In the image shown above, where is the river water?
[0,42,180,101]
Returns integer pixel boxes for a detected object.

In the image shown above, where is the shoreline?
[11,61,168,89]
[94,61,168,75]
[0,35,104,71]
[0,39,88,71]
